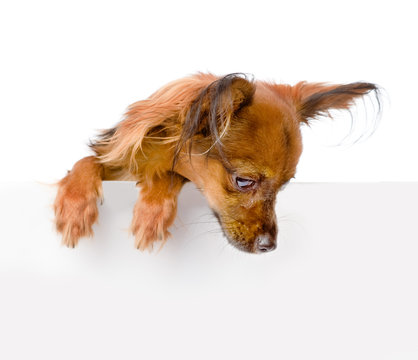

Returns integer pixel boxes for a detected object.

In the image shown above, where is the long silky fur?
[90,73,255,175]
[90,73,218,172]
[172,73,255,169]
[90,73,238,172]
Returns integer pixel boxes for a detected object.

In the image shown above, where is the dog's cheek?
[201,180,234,213]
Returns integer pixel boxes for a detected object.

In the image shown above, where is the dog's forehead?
[225,88,302,181]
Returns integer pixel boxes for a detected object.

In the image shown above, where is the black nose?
[255,234,276,253]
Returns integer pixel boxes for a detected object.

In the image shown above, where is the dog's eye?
[235,177,256,191]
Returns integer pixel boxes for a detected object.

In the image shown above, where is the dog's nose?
[255,234,276,253]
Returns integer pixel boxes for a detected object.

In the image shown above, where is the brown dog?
[54,73,379,253]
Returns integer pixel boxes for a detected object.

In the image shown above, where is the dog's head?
[174,74,379,253]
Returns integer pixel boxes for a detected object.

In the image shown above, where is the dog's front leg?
[131,173,186,251]
[54,156,104,248]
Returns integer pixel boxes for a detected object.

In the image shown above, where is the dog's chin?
[225,237,256,254]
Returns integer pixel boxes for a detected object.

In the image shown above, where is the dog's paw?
[54,182,102,248]
[131,198,176,251]
[131,218,171,251]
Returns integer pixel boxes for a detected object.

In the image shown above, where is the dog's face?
[175,74,378,253]
[177,86,302,253]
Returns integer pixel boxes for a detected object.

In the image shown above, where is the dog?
[54,73,379,253]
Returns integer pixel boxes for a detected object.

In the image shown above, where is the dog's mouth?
[211,209,247,251]
[211,209,276,254]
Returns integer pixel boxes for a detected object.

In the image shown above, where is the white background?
[1,182,417,360]
[0,0,417,183]
[1,1,418,359]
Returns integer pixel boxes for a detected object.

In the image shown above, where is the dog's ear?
[174,73,255,166]
[290,82,379,124]
[185,73,255,137]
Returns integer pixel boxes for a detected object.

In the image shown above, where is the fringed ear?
[291,82,380,124]
[173,73,255,167]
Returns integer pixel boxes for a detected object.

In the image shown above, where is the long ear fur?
[90,73,218,172]
[292,82,381,123]
[173,73,255,168]
[90,73,255,173]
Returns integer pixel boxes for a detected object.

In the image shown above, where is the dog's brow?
[229,160,273,178]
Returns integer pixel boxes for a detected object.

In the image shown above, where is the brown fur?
[54,73,379,253]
